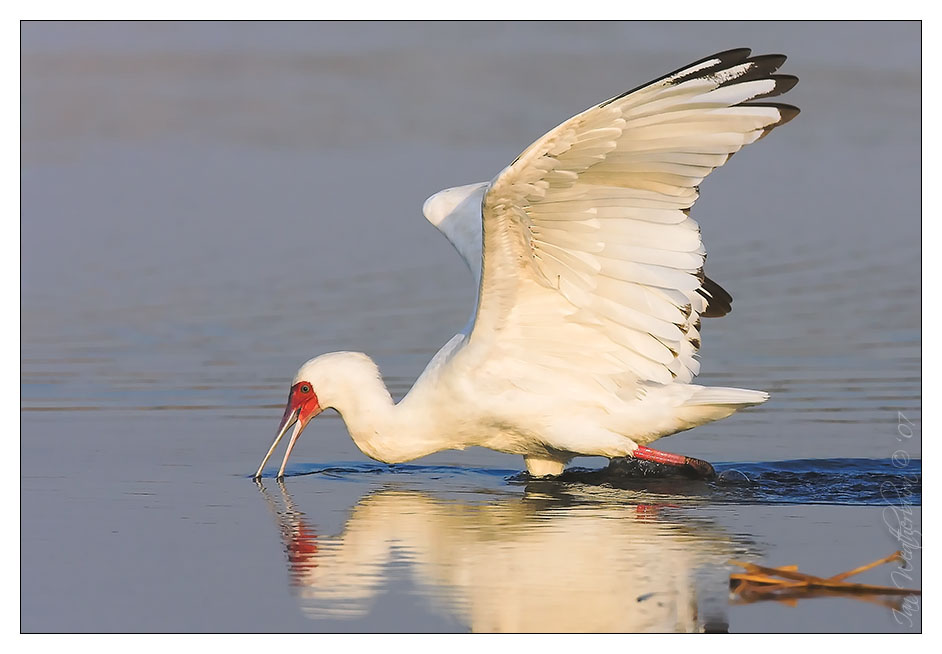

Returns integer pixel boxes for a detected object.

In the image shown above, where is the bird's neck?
[326,356,448,464]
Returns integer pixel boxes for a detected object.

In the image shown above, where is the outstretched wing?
[464,48,798,387]
[423,182,734,318]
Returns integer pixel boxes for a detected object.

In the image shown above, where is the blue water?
[273,458,921,506]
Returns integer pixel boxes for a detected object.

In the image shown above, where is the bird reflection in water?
[255,478,746,632]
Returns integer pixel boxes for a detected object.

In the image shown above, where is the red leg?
[633,445,716,479]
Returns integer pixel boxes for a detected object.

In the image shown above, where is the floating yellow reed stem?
[728,551,920,607]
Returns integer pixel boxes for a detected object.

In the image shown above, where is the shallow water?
[21,21,920,632]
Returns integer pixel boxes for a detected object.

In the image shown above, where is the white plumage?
[254,48,799,479]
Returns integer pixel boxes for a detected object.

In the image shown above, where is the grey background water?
[21,21,921,632]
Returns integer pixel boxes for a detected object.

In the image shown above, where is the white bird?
[254,48,799,480]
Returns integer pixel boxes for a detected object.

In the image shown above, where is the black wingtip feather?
[668,48,754,86]
[710,47,755,61]
[754,74,800,101]
[600,48,754,108]
[749,102,802,140]
[716,54,789,89]
[698,275,733,318]
[747,53,788,73]
[774,103,801,126]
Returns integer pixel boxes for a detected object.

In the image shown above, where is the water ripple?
[265,458,920,507]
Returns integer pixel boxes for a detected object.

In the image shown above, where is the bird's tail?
[669,386,769,431]
[686,386,769,407]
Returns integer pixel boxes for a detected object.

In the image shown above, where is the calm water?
[21,21,921,632]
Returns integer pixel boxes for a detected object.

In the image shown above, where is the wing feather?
[461,49,798,388]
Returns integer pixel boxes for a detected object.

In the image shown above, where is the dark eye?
[300,384,311,394]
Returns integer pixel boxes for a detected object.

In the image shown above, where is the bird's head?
[253,352,379,480]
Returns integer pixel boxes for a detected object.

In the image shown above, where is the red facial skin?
[277,381,321,434]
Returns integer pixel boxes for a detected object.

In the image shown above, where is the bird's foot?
[682,455,716,480]
[631,445,716,480]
